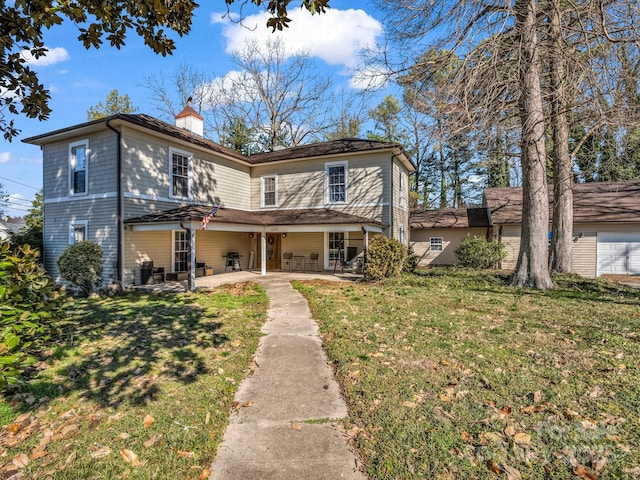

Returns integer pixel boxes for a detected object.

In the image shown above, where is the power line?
[6,197,33,206]
[2,204,29,213]
[0,175,40,190]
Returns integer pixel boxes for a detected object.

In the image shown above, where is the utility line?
[0,175,40,190]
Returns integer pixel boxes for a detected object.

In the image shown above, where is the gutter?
[105,119,123,291]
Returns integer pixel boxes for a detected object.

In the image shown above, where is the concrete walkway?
[209,274,366,480]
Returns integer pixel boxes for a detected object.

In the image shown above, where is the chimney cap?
[175,104,203,121]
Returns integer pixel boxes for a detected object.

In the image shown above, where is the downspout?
[105,119,123,292]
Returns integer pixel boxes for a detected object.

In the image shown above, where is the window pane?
[73,225,86,243]
[72,146,87,194]
[430,237,443,252]
[263,177,276,206]
[171,153,189,198]
[328,165,346,203]
[328,232,344,262]
[174,231,188,272]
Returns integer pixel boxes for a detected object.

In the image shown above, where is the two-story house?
[24,107,414,288]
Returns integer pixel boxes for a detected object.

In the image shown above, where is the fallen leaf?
[118,432,130,440]
[502,464,522,480]
[504,425,516,437]
[198,469,212,479]
[89,446,112,459]
[61,424,78,437]
[499,405,512,415]
[143,414,154,428]
[484,432,505,443]
[177,451,195,458]
[402,401,417,408]
[144,434,162,448]
[120,449,141,467]
[514,432,532,445]
[205,411,211,425]
[439,394,452,402]
[460,431,474,443]
[12,453,29,469]
[573,465,598,480]
[9,423,22,435]
[64,451,77,467]
[291,422,302,431]
[487,459,501,474]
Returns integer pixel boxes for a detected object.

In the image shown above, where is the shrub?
[454,235,506,269]
[0,241,68,388]
[404,245,419,273]
[57,241,103,296]
[364,235,407,281]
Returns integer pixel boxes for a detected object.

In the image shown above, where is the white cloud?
[0,152,10,163]
[21,47,70,67]
[349,66,390,90]
[212,8,383,69]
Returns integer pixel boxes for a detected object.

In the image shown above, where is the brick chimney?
[175,101,204,137]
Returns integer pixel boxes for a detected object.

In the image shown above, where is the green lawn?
[295,269,640,480]
[0,283,267,479]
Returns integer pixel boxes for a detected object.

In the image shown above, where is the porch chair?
[308,252,320,272]
[282,252,293,271]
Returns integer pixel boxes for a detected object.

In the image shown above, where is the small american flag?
[200,205,219,230]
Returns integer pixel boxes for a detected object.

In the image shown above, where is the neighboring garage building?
[410,208,489,266]
[411,181,640,277]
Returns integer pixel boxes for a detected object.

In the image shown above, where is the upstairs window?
[170,148,192,199]
[398,172,407,209]
[326,161,347,204]
[69,140,88,195]
[261,175,278,207]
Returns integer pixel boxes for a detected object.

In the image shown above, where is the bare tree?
[206,38,335,151]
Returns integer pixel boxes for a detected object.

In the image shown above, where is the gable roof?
[484,181,640,224]
[410,208,471,229]
[23,115,414,170]
[124,204,386,227]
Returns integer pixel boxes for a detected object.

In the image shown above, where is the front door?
[266,233,281,270]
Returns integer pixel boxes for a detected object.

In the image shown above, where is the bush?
[0,241,68,388]
[454,235,506,269]
[364,235,407,281]
[57,241,103,296]
[404,245,419,273]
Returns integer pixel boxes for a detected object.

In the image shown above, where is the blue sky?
[0,1,393,218]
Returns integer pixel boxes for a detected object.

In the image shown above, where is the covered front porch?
[124,205,385,290]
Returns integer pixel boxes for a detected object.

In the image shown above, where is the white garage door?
[597,233,640,276]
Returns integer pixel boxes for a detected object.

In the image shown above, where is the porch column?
[189,227,196,291]
[260,228,267,276]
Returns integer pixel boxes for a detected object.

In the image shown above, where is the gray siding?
[44,197,118,286]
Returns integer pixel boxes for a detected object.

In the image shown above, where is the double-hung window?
[328,232,345,265]
[170,148,192,199]
[326,161,347,204]
[69,140,88,195]
[398,172,407,209]
[261,175,277,208]
[430,237,443,252]
[174,231,189,272]
[69,220,88,245]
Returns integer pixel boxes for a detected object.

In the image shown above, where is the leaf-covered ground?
[0,283,267,479]
[296,269,640,480]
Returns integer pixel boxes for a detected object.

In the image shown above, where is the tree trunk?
[511,0,554,289]
[548,0,573,273]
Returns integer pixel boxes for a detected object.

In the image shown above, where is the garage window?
[430,237,443,252]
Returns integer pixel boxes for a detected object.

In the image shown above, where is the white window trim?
[69,139,89,196]
[325,160,348,205]
[430,237,443,252]
[260,174,278,208]
[69,220,88,245]
[169,147,193,200]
